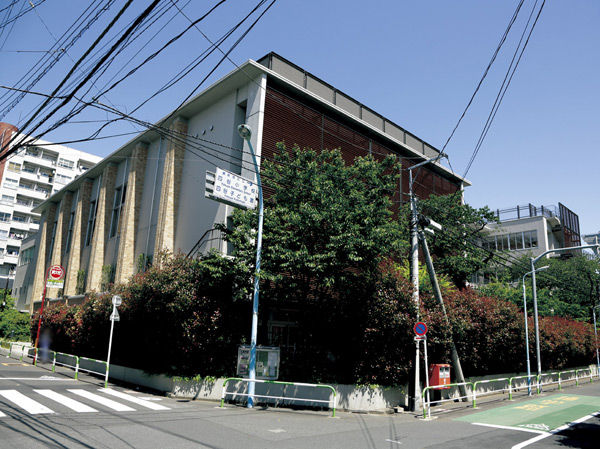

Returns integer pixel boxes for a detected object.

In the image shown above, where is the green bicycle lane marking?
[455,394,600,432]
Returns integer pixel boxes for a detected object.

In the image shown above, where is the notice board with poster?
[237,345,280,380]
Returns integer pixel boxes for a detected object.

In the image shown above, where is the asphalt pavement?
[0,354,598,448]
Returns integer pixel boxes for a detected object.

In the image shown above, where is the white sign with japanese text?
[207,168,257,210]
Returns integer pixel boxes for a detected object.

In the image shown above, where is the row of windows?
[82,183,127,248]
[481,230,539,252]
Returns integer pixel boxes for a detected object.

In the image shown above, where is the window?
[18,247,35,266]
[7,162,21,172]
[109,185,127,238]
[85,200,97,247]
[0,212,10,222]
[55,173,72,184]
[524,230,538,248]
[65,212,75,254]
[1,195,14,205]
[47,221,57,261]
[498,234,509,251]
[0,230,7,240]
[58,158,74,169]
[4,178,18,189]
[26,147,39,157]
[510,232,524,250]
[41,153,57,164]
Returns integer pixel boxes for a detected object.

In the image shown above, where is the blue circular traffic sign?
[414,322,428,336]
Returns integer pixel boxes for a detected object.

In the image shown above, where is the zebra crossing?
[0,388,171,417]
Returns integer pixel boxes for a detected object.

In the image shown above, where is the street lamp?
[593,305,600,377]
[530,244,600,376]
[237,124,264,409]
[522,265,549,395]
[406,152,446,411]
[105,295,121,388]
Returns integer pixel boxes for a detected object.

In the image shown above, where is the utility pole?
[419,228,467,400]
[406,152,446,411]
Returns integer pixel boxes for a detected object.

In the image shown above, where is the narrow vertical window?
[85,200,97,247]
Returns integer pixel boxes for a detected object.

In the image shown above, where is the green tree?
[220,143,405,303]
[219,143,407,382]
[508,254,600,321]
[417,192,498,289]
[0,293,30,341]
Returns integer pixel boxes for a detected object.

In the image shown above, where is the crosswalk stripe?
[34,390,98,413]
[99,389,170,410]
[0,390,54,414]
[67,389,135,412]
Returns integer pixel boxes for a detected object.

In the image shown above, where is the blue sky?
[1,1,598,233]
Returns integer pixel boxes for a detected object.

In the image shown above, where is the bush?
[30,254,598,384]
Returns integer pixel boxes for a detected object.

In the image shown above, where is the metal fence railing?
[221,378,337,417]
[0,341,110,387]
[423,366,600,419]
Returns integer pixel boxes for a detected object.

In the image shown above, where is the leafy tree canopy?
[219,143,406,303]
[507,253,600,321]
[417,192,498,289]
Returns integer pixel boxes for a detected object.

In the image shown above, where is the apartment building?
[0,122,101,297]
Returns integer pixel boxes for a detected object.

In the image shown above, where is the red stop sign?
[49,265,64,280]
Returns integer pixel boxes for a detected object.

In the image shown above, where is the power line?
[440,0,525,154]
[7,0,159,153]
[462,0,546,178]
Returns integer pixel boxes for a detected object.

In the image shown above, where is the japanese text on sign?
[212,168,257,209]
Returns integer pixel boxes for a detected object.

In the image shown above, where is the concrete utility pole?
[419,229,468,400]
[407,153,446,411]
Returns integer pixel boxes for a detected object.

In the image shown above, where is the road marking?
[472,423,548,435]
[99,389,170,410]
[511,411,600,449]
[268,429,286,433]
[1,363,29,366]
[0,377,77,381]
[0,390,55,414]
[68,390,135,412]
[385,439,403,444]
[34,390,98,413]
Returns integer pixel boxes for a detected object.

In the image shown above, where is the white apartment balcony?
[18,184,48,200]
[13,201,32,214]
[19,168,39,182]
[10,218,30,231]
[23,153,41,165]
[39,155,58,167]
[0,204,13,215]
[7,235,24,246]
[3,253,18,265]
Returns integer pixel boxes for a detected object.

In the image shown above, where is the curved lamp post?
[237,124,264,408]
[522,265,548,395]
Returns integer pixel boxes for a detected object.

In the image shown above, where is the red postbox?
[429,364,451,389]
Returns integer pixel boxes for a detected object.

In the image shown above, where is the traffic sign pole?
[413,322,428,411]
[34,265,52,352]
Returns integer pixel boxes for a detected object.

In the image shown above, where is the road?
[0,358,598,448]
